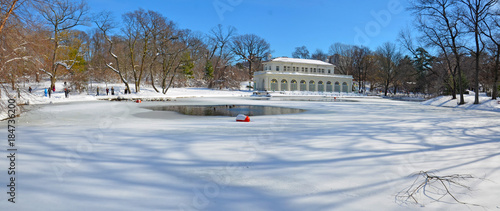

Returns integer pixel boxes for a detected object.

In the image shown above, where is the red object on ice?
[136,99,142,103]
[236,114,250,122]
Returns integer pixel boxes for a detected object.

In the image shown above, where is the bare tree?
[483,8,500,99]
[35,0,88,90]
[206,24,236,88]
[88,28,114,86]
[352,46,373,92]
[145,10,174,92]
[0,0,42,95]
[410,0,467,104]
[0,0,19,34]
[94,11,132,93]
[231,34,271,80]
[459,0,498,104]
[292,46,310,59]
[375,42,403,96]
[122,9,165,93]
[329,43,355,75]
[157,29,195,94]
[311,49,328,61]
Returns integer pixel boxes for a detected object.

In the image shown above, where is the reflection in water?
[145,105,306,117]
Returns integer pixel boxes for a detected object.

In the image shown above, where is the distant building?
[253,57,353,92]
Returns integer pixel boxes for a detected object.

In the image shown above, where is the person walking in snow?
[96,87,100,96]
[29,87,32,93]
[48,88,52,98]
[106,88,109,95]
[111,87,114,95]
[64,88,70,98]
[44,88,47,97]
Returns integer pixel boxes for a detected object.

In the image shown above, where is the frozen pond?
[144,105,306,117]
[6,97,500,211]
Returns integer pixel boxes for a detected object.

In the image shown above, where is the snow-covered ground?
[1,83,500,210]
[422,92,500,112]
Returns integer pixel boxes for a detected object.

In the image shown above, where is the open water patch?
[144,105,306,117]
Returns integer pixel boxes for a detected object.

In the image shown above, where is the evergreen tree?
[204,61,214,79]
[413,47,434,94]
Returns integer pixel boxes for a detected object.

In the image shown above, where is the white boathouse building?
[253,57,353,92]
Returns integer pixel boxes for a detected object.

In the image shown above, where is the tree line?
[292,0,500,102]
[1,0,499,103]
[0,0,271,95]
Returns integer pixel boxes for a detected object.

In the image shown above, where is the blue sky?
[85,0,413,57]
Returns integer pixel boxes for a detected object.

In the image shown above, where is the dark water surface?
[145,105,306,117]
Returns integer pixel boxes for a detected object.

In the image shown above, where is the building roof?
[266,57,334,66]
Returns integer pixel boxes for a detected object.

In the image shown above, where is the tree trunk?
[358,68,362,92]
[248,61,253,81]
[49,29,59,91]
[384,80,389,96]
[51,76,56,91]
[10,75,15,90]
[493,46,499,100]
[150,71,159,93]
[163,69,177,94]
[456,58,464,104]
[451,73,457,100]
[474,24,480,104]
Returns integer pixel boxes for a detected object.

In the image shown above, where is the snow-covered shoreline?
[422,93,500,112]
[2,82,499,121]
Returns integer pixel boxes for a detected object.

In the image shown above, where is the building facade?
[253,57,353,92]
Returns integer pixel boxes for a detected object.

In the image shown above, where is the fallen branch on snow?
[395,170,485,208]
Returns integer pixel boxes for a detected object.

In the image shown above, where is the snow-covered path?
[1,97,499,211]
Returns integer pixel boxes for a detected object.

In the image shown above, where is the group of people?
[34,83,119,98]
[42,84,71,98]
[96,87,114,96]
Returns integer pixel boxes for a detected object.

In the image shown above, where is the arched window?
[281,79,288,91]
[342,82,348,93]
[309,80,316,92]
[271,79,278,91]
[291,80,298,91]
[318,81,324,92]
[334,82,340,92]
[326,81,333,92]
[300,80,307,91]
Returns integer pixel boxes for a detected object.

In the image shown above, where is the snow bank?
[422,93,500,112]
